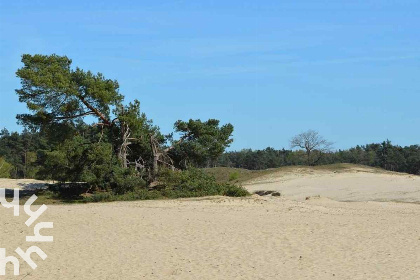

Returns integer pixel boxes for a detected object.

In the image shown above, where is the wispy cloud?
[277,55,420,66]
[131,35,323,59]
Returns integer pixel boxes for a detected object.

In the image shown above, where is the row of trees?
[0,128,46,178]
[0,54,234,194]
[218,139,420,175]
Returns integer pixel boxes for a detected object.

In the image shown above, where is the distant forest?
[1,128,419,178]
[217,141,420,175]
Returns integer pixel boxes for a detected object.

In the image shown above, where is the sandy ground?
[1,168,420,279]
[1,196,419,279]
[244,166,420,203]
[0,178,49,190]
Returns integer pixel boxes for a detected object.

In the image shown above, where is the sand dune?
[244,165,420,203]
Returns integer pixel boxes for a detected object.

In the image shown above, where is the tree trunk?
[118,123,130,168]
[306,149,311,165]
[79,95,111,126]
[153,154,159,176]
[150,135,160,177]
[24,151,27,179]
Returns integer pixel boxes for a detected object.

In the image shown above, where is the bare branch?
[79,95,111,126]
[54,111,96,120]
[290,130,333,165]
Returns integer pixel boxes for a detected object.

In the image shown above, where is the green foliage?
[10,54,239,201]
[170,119,234,168]
[113,100,162,171]
[83,178,249,203]
[40,136,146,193]
[204,167,276,184]
[0,128,48,178]
[42,136,114,184]
[82,189,162,203]
[114,100,153,137]
[157,168,249,198]
[15,54,122,128]
[47,183,91,200]
[228,171,239,181]
[223,184,250,197]
[218,142,420,175]
[68,168,249,203]
[0,157,13,178]
[13,53,163,185]
[109,166,146,194]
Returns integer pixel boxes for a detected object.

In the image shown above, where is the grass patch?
[203,167,279,184]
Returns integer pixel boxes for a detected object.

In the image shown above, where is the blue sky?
[0,0,419,150]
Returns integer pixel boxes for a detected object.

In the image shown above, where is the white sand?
[245,166,420,203]
[1,196,420,279]
[1,167,420,279]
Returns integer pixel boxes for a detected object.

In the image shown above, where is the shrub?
[47,183,91,199]
[158,168,249,198]
[42,137,115,185]
[109,166,146,194]
[223,184,249,197]
[48,167,249,203]
[82,189,162,203]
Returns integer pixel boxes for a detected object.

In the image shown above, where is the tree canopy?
[16,54,122,128]
[169,119,234,168]
[6,54,235,190]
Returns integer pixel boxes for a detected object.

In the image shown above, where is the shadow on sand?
[2,183,87,204]
[17,182,48,190]
[3,188,39,200]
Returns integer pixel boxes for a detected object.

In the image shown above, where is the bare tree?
[290,130,333,165]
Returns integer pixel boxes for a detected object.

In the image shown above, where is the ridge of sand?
[243,165,420,203]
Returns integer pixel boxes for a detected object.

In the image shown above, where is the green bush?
[223,184,249,197]
[158,168,249,198]
[42,137,115,185]
[83,189,162,203]
[47,183,91,199]
[109,166,146,194]
[47,167,249,203]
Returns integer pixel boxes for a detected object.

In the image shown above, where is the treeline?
[218,141,420,175]
[0,128,50,178]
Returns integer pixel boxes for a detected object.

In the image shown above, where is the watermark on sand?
[0,188,53,276]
